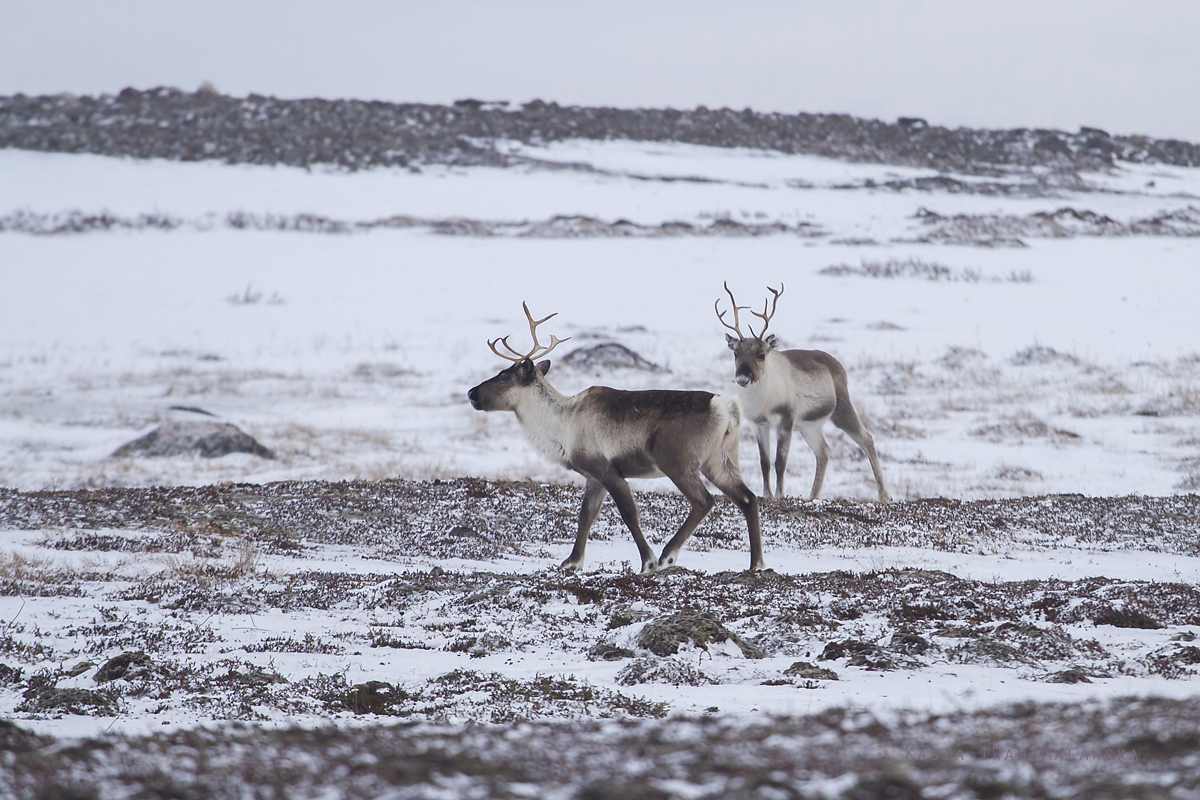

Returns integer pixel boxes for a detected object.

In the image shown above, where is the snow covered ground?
[1,140,1199,767]
[1,141,1198,498]
[2,481,1198,743]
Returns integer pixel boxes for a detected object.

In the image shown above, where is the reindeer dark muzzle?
[468,386,483,410]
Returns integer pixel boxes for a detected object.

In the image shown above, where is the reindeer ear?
[536,360,551,376]
[725,333,739,350]
[764,334,779,351]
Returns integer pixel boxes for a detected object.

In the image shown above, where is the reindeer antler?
[714,281,749,339]
[748,283,784,339]
[487,301,570,363]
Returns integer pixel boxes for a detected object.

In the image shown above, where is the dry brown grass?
[0,551,61,583]
[162,537,261,588]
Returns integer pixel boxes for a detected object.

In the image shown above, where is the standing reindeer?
[717,283,890,503]
[468,302,763,573]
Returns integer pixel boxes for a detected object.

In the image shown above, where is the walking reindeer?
[468,303,764,573]
[717,283,890,503]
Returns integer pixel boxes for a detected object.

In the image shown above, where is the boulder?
[637,611,763,659]
[95,651,153,683]
[561,343,663,375]
[113,419,273,458]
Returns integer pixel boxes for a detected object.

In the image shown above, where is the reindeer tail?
[711,394,741,437]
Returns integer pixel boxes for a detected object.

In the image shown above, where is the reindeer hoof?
[638,559,659,575]
[559,559,583,573]
[878,492,892,504]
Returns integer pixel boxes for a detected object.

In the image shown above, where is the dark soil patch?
[3,480,1197,563]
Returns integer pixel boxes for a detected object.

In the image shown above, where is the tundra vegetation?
[2,90,1199,796]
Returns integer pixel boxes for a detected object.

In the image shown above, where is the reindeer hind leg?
[702,443,764,572]
[831,397,890,503]
[656,468,715,571]
[796,420,831,500]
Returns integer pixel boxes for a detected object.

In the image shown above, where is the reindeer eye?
[756,353,766,361]
[499,373,511,383]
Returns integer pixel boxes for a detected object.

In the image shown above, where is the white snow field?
[1,140,1199,744]
[1,142,1198,497]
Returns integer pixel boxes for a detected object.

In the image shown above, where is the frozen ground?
[1,136,1199,795]
[1,480,1199,796]
[2,482,1199,733]
[1,141,1199,497]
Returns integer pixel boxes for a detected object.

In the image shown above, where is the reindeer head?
[715,282,783,387]
[468,302,569,411]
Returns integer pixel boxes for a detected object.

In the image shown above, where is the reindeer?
[716,283,890,503]
[468,302,763,573]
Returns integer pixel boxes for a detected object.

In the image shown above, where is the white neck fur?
[513,380,574,465]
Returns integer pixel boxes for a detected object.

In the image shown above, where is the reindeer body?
[469,305,762,573]
[717,284,890,503]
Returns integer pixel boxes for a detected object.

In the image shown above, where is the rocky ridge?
[4,87,1200,175]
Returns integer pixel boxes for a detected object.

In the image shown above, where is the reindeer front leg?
[560,476,607,572]
[754,418,773,499]
[600,472,658,574]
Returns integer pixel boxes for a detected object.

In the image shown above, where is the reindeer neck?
[512,378,574,464]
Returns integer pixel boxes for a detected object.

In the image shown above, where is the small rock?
[341,681,410,715]
[783,661,838,680]
[890,633,930,655]
[1169,645,1200,665]
[449,525,485,539]
[818,640,895,670]
[63,660,95,678]
[0,664,23,686]
[589,642,636,662]
[1046,668,1092,684]
[95,651,152,683]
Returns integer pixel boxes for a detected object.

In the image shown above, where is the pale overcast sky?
[4,0,1199,140]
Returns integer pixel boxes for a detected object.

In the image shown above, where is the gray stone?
[783,661,838,680]
[113,419,273,459]
[95,651,152,683]
[637,611,763,659]
[561,343,663,375]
